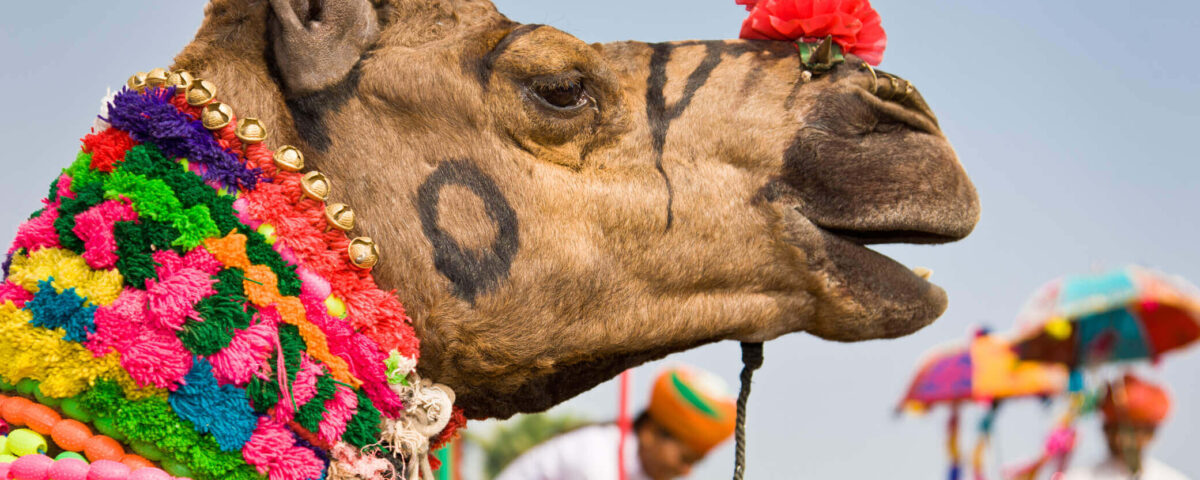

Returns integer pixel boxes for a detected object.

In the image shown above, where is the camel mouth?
[818,226,962,246]
[808,225,950,340]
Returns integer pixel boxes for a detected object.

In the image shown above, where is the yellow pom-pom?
[1046,317,1073,340]
[325,296,348,319]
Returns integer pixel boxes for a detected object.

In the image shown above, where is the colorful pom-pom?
[83,435,124,462]
[51,419,93,452]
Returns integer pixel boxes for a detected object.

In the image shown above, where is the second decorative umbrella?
[900,329,1067,480]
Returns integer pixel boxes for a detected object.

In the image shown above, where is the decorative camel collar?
[0,68,460,480]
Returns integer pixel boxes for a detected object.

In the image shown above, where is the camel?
[149,0,976,420]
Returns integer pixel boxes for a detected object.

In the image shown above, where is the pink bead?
[87,459,132,480]
[10,453,53,480]
[48,458,90,480]
[129,468,172,480]
[0,463,8,479]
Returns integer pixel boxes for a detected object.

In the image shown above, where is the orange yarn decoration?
[50,419,93,452]
[83,434,125,462]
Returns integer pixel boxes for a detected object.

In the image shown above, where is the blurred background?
[2,0,1198,478]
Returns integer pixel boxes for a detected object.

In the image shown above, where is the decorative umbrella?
[900,329,1067,480]
[1005,266,1200,479]
[1013,266,1200,368]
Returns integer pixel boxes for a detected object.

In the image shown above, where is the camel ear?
[268,0,379,94]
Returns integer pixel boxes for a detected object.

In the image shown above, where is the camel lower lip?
[813,228,948,339]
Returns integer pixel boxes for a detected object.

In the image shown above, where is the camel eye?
[530,79,589,111]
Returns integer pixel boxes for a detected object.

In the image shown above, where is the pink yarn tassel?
[273,355,324,422]
[10,201,62,254]
[73,199,137,269]
[210,318,279,386]
[243,417,325,480]
[317,384,359,445]
[0,281,34,308]
[145,267,216,331]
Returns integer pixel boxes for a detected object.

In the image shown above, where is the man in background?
[1064,374,1188,480]
[495,366,736,480]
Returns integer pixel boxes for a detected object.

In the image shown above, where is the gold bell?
[300,171,331,201]
[201,102,234,130]
[235,118,268,144]
[127,72,148,92]
[145,68,169,89]
[186,79,217,106]
[348,237,379,269]
[273,146,305,172]
[325,203,356,231]
[166,70,196,92]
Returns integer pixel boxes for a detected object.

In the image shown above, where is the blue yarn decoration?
[104,88,263,193]
[169,357,259,451]
[2,251,13,278]
[25,278,97,342]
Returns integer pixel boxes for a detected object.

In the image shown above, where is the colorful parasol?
[1013,266,1200,368]
[1004,267,1200,479]
[900,329,1067,480]
[901,331,1067,410]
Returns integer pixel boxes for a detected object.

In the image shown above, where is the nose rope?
[733,342,764,480]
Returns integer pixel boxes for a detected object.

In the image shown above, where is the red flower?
[737,0,887,66]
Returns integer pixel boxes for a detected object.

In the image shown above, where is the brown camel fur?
[171,0,980,419]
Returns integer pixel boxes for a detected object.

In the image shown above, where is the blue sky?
[2,1,1198,478]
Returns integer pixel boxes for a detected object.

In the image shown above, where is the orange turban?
[647,366,737,455]
[1100,374,1171,426]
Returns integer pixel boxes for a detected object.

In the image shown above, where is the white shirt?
[1063,458,1189,480]
[495,424,651,480]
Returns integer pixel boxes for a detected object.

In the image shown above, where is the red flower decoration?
[736,0,887,66]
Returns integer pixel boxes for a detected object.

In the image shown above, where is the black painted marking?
[282,57,367,152]
[783,77,804,111]
[739,64,767,98]
[416,160,520,304]
[644,42,724,230]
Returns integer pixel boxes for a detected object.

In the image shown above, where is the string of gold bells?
[127,67,459,480]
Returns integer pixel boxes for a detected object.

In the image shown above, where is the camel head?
[174,0,979,419]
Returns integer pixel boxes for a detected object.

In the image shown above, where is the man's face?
[636,418,706,480]
[1103,421,1157,472]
